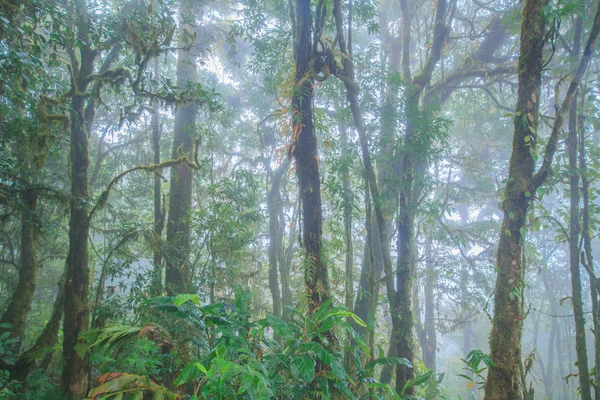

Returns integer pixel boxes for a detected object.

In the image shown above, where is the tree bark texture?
[484,2,545,398]
[152,58,165,296]
[61,0,97,396]
[292,0,331,314]
[580,103,600,400]
[484,0,600,397]
[165,2,199,294]
[0,188,39,346]
[567,26,592,399]
[13,278,64,381]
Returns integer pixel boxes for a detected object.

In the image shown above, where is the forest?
[1,0,600,398]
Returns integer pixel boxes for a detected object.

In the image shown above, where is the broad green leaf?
[173,293,200,307]
[291,354,314,381]
[174,360,205,385]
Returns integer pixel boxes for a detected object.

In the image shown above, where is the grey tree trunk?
[165,2,199,294]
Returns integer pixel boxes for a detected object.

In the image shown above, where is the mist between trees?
[1,0,600,399]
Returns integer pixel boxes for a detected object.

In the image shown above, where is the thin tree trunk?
[0,187,39,347]
[542,270,558,398]
[339,114,355,368]
[566,17,591,397]
[581,101,600,400]
[423,241,436,372]
[267,159,290,319]
[364,169,377,365]
[151,57,164,296]
[280,205,295,320]
[165,1,199,294]
[12,278,65,381]
[353,0,401,331]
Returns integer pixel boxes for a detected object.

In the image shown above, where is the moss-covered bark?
[566,16,592,400]
[0,188,38,347]
[292,0,331,314]
[485,0,600,397]
[152,58,165,297]
[165,1,199,295]
[13,278,64,381]
[62,14,95,395]
[484,2,545,397]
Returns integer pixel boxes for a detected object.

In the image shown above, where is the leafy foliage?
[457,349,495,391]
[85,288,413,399]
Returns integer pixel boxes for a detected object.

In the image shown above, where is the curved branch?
[88,138,202,220]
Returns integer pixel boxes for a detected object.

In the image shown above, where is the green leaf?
[259,314,298,339]
[173,294,200,307]
[174,361,206,385]
[291,354,314,382]
[401,371,434,394]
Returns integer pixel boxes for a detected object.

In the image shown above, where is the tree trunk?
[483,2,545,398]
[423,241,436,372]
[339,115,355,368]
[353,0,401,332]
[541,269,558,398]
[292,0,331,316]
[280,206,295,320]
[566,17,591,395]
[151,57,165,296]
[62,1,96,395]
[63,79,93,398]
[580,98,600,400]
[267,158,290,319]
[484,0,600,397]
[165,1,199,294]
[0,187,39,347]
[13,278,65,381]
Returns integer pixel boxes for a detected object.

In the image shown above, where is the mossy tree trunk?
[165,1,199,295]
[152,58,165,296]
[483,2,545,397]
[62,0,96,395]
[484,0,600,397]
[13,278,64,381]
[0,186,38,347]
[580,92,600,399]
[566,15,592,400]
[291,0,331,316]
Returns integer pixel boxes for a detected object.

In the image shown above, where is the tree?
[484,0,600,398]
[290,0,332,316]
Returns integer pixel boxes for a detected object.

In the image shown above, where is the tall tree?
[484,0,600,398]
[566,15,592,400]
[165,1,200,294]
[61,0,97,395]
[290,0,332,315]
